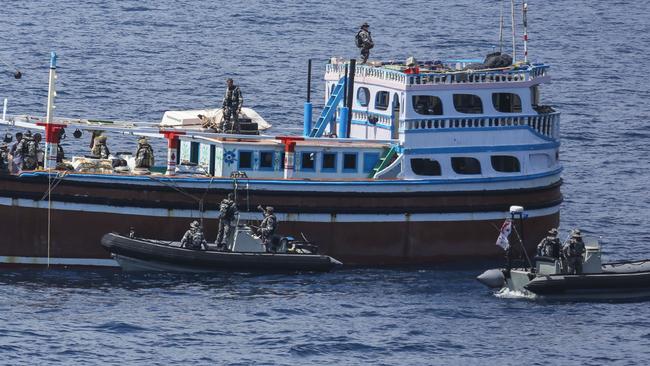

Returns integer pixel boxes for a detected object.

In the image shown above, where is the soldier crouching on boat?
[134,137,155,169]
[0,143,9,173]
[181,220,208,250]
[255,205,278,252]
[91,135,110,159]
[215,193,238,250]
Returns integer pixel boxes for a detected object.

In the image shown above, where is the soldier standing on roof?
[355,22,374,64]
[222,78,243,133]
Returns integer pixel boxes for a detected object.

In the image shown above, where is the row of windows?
[355,85,523,116]
[238,151,381,173]
[411,155,521,176]
[412,93,522,115]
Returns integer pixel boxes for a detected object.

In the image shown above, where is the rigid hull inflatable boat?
[101,228,341,273]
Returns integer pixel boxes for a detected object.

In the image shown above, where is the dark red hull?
[0,173,561,266]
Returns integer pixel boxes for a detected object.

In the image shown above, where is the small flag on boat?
[496,219,512,250]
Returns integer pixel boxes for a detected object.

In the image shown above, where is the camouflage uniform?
[536,228,561,258]
[563,231,586,274]
[222,79,243,133]
[16,132,38,170]
[216,194,238,249]
[257,206,278,251]
[0,143,9,172]
[356,23,374,64]
[181,221,207,250]
[134,138,155,168]
[92,136,110,159]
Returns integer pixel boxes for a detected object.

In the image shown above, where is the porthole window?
[492,93,522,113]
[412,95,443,115]
[451,157,481,175]
[375,91,390,110]
[357,87,370,107]
[491,155,520,172]
[453,94,483,114]
[411,158,442,176]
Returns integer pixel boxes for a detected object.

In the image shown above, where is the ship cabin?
[319,57,561,181]
[177,135,391,180]
[174,57,560,182]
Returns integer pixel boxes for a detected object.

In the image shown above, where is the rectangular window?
[451,157,481,175]
[453,94,483,114]
[491,155,521,172]
[322,152,337,171]
[411,158,442,176]
[412,95,443,115]
[363,152,380,173]
[375,91,390,110]
[238,151,252,169]
[343,153,358,172]
[260,151,274,170]
[301,152,316,171]
[190,141,200,163]
[492,93,522,113]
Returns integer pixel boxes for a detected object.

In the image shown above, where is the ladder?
[368,145,398,178]
[309,77,346,137]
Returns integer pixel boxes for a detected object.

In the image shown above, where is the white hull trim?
[0,255,118,267]
[0,197,560,222]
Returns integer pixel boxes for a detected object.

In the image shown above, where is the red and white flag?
[496,219,512,250]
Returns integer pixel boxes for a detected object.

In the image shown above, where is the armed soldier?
[355,22,374,64]
[256,205,278,251]
[16,131,38,170]
[91,135,110,159]
[134,137,155,169]
[180,220,208,250]
[536,228,561,258]
[0,143,9,172]
[563,229,586,274]
[215,193,238,250]
[222,78,243,133]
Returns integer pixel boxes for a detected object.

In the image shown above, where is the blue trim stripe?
[404,141,559,155]
[22,167,563,186]
[404,125,558,143]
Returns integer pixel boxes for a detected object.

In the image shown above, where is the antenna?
[523,1,529,63]
[499,0,504,53]
[510,0,516,61]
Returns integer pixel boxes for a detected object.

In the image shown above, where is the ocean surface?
[1,0,650,364]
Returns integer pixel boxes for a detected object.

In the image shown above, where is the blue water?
[1,0,650,364]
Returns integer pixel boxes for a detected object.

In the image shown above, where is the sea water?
[1,0,649,364]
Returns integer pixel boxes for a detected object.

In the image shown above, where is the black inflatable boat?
[101,232,342,273]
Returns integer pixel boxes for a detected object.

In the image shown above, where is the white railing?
[402,112,560,139]
[325,63,549,87]
[351,110,392,126]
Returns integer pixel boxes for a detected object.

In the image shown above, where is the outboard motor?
[476,269,506,289]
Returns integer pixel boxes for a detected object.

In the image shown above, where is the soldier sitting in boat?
[91,135,110,159]
[215,193,238,250]
[255,205,278,252]
[536,228,561,258]
[180,220,208,250]
[222,78,243,133]
[134,137,155,169]
[563,229,586,274]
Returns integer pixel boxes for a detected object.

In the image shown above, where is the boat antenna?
[522,1,529,63]
[510,0,516,61]
[499,0,504,53]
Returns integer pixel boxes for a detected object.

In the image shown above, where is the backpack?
[191,230,205,248]
[355,31,363,48]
